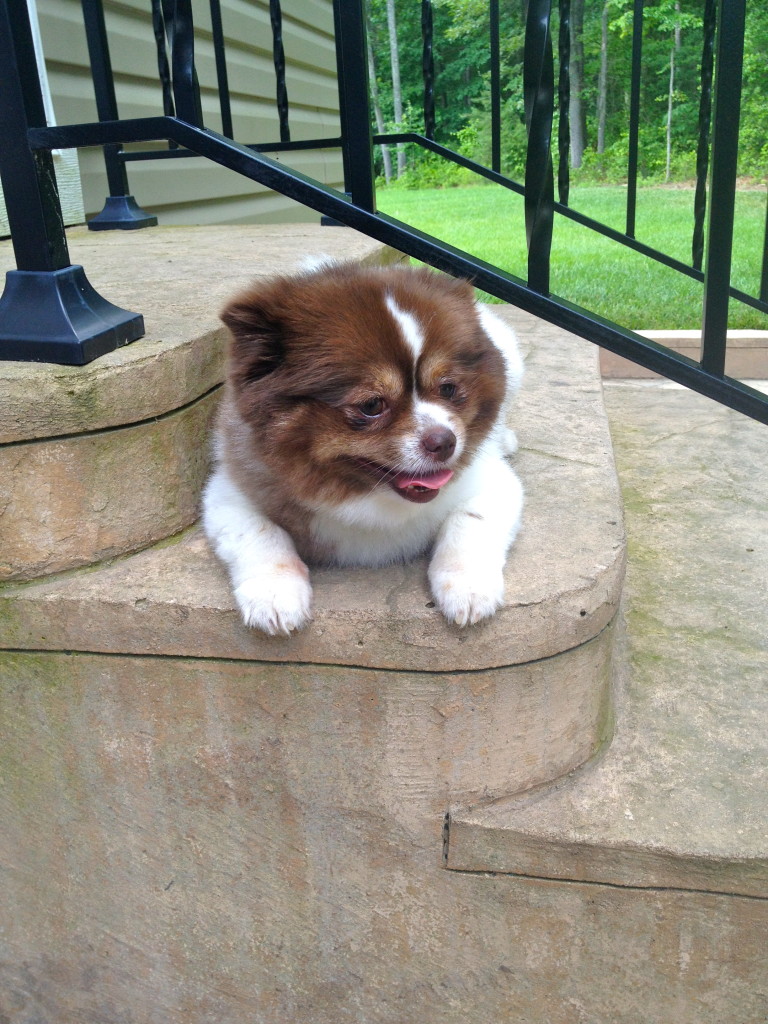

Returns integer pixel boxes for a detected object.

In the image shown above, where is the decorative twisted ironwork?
[692,0,716,270]
[557,0,571,205]
[270,0,290,143]
[209,0,233,137]
[161,0,203,127]
[524,0,555,295]
[421,0,435,140]
[150,0,174,117]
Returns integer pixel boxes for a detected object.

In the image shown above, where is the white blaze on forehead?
[384,291,464,466]
[385,294,425,361]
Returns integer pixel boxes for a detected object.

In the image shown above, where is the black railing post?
[625,0,643,238]
[82,0,157,229]
[209,0,233,137]
[270,0,290,143]
[700,0,746,377]
[523,0,555,295]
[0,0,69,273]
[692,0,716,269]
[152,0,175,116]
[557,0,571,206]
[761,193,768,304]
[164,0,204,127]
[331,0,375,213]
[0,0,144,363]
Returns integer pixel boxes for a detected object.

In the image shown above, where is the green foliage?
[366,0,768,185]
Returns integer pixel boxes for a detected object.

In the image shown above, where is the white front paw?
[234,564,313,635]
[428,563,505,627]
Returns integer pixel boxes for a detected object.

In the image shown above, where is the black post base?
[87,195,158,231]
[0,265,145,365]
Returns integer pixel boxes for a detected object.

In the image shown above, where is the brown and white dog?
[202,261,523,635]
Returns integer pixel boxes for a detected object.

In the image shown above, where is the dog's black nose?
[422,426,456,461]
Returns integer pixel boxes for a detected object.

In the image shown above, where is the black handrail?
[0,0,765,427]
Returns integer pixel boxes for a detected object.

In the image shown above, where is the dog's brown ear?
[221,285,289,386]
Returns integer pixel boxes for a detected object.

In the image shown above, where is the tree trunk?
[666,2,681,182]
[596,0,608,154]
[366,21,393,184]
[385,0,406,176]
[569,0,585,167]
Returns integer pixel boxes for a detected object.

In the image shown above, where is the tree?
[665,1,681,181]
[385,0,407,175]
[570,0,586,167]
[365,0,766,186]
[596,1,609,154]
[366,3,393,183]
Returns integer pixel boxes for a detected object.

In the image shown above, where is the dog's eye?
[439,382,458,400]
[358,397,386,418]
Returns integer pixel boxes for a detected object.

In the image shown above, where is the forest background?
[365,0,768,187]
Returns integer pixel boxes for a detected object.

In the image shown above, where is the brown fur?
[216,264,507,562]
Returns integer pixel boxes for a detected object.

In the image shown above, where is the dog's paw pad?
[429,566,504,627]
[234,565,312,635]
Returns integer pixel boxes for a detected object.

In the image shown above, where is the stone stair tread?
[447,735,768,897]
[448,383,768,897]
[0,308,625,672]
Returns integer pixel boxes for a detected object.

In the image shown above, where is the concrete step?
[0,283,626,810]
[600,329,768,379]
[1,225,766,1020]
[448,380,768,899]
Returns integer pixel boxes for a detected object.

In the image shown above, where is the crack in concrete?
[443,865,768,901]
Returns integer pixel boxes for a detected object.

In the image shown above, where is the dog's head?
[221,264,507,508]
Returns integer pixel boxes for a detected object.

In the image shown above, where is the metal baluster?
[210,0,233,138]
[0,0,143,362]
[330,0,375,213]
[490,0,501,172]
[557,0,570,206]
[82,0,157,228]
[151,0,175,117]
[692,0,716,269]
[422,0,435,140]
[701,0,746,377]
[164,0,203,127]
[625,0,643,237]
[524,0,555,295]
[270,0,290,143]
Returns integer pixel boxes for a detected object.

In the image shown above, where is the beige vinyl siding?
[37,0,344,225]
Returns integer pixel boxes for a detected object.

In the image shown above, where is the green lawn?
[376,184,768,330]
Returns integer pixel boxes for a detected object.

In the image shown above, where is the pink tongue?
[392,467,454,491]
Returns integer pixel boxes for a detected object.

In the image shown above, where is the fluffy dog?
[202,262,523,635]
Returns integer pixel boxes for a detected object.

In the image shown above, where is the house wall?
[36,0,344,225]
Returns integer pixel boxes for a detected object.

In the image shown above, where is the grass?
[376,183,768,330]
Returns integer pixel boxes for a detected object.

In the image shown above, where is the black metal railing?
[0,0,765,425]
